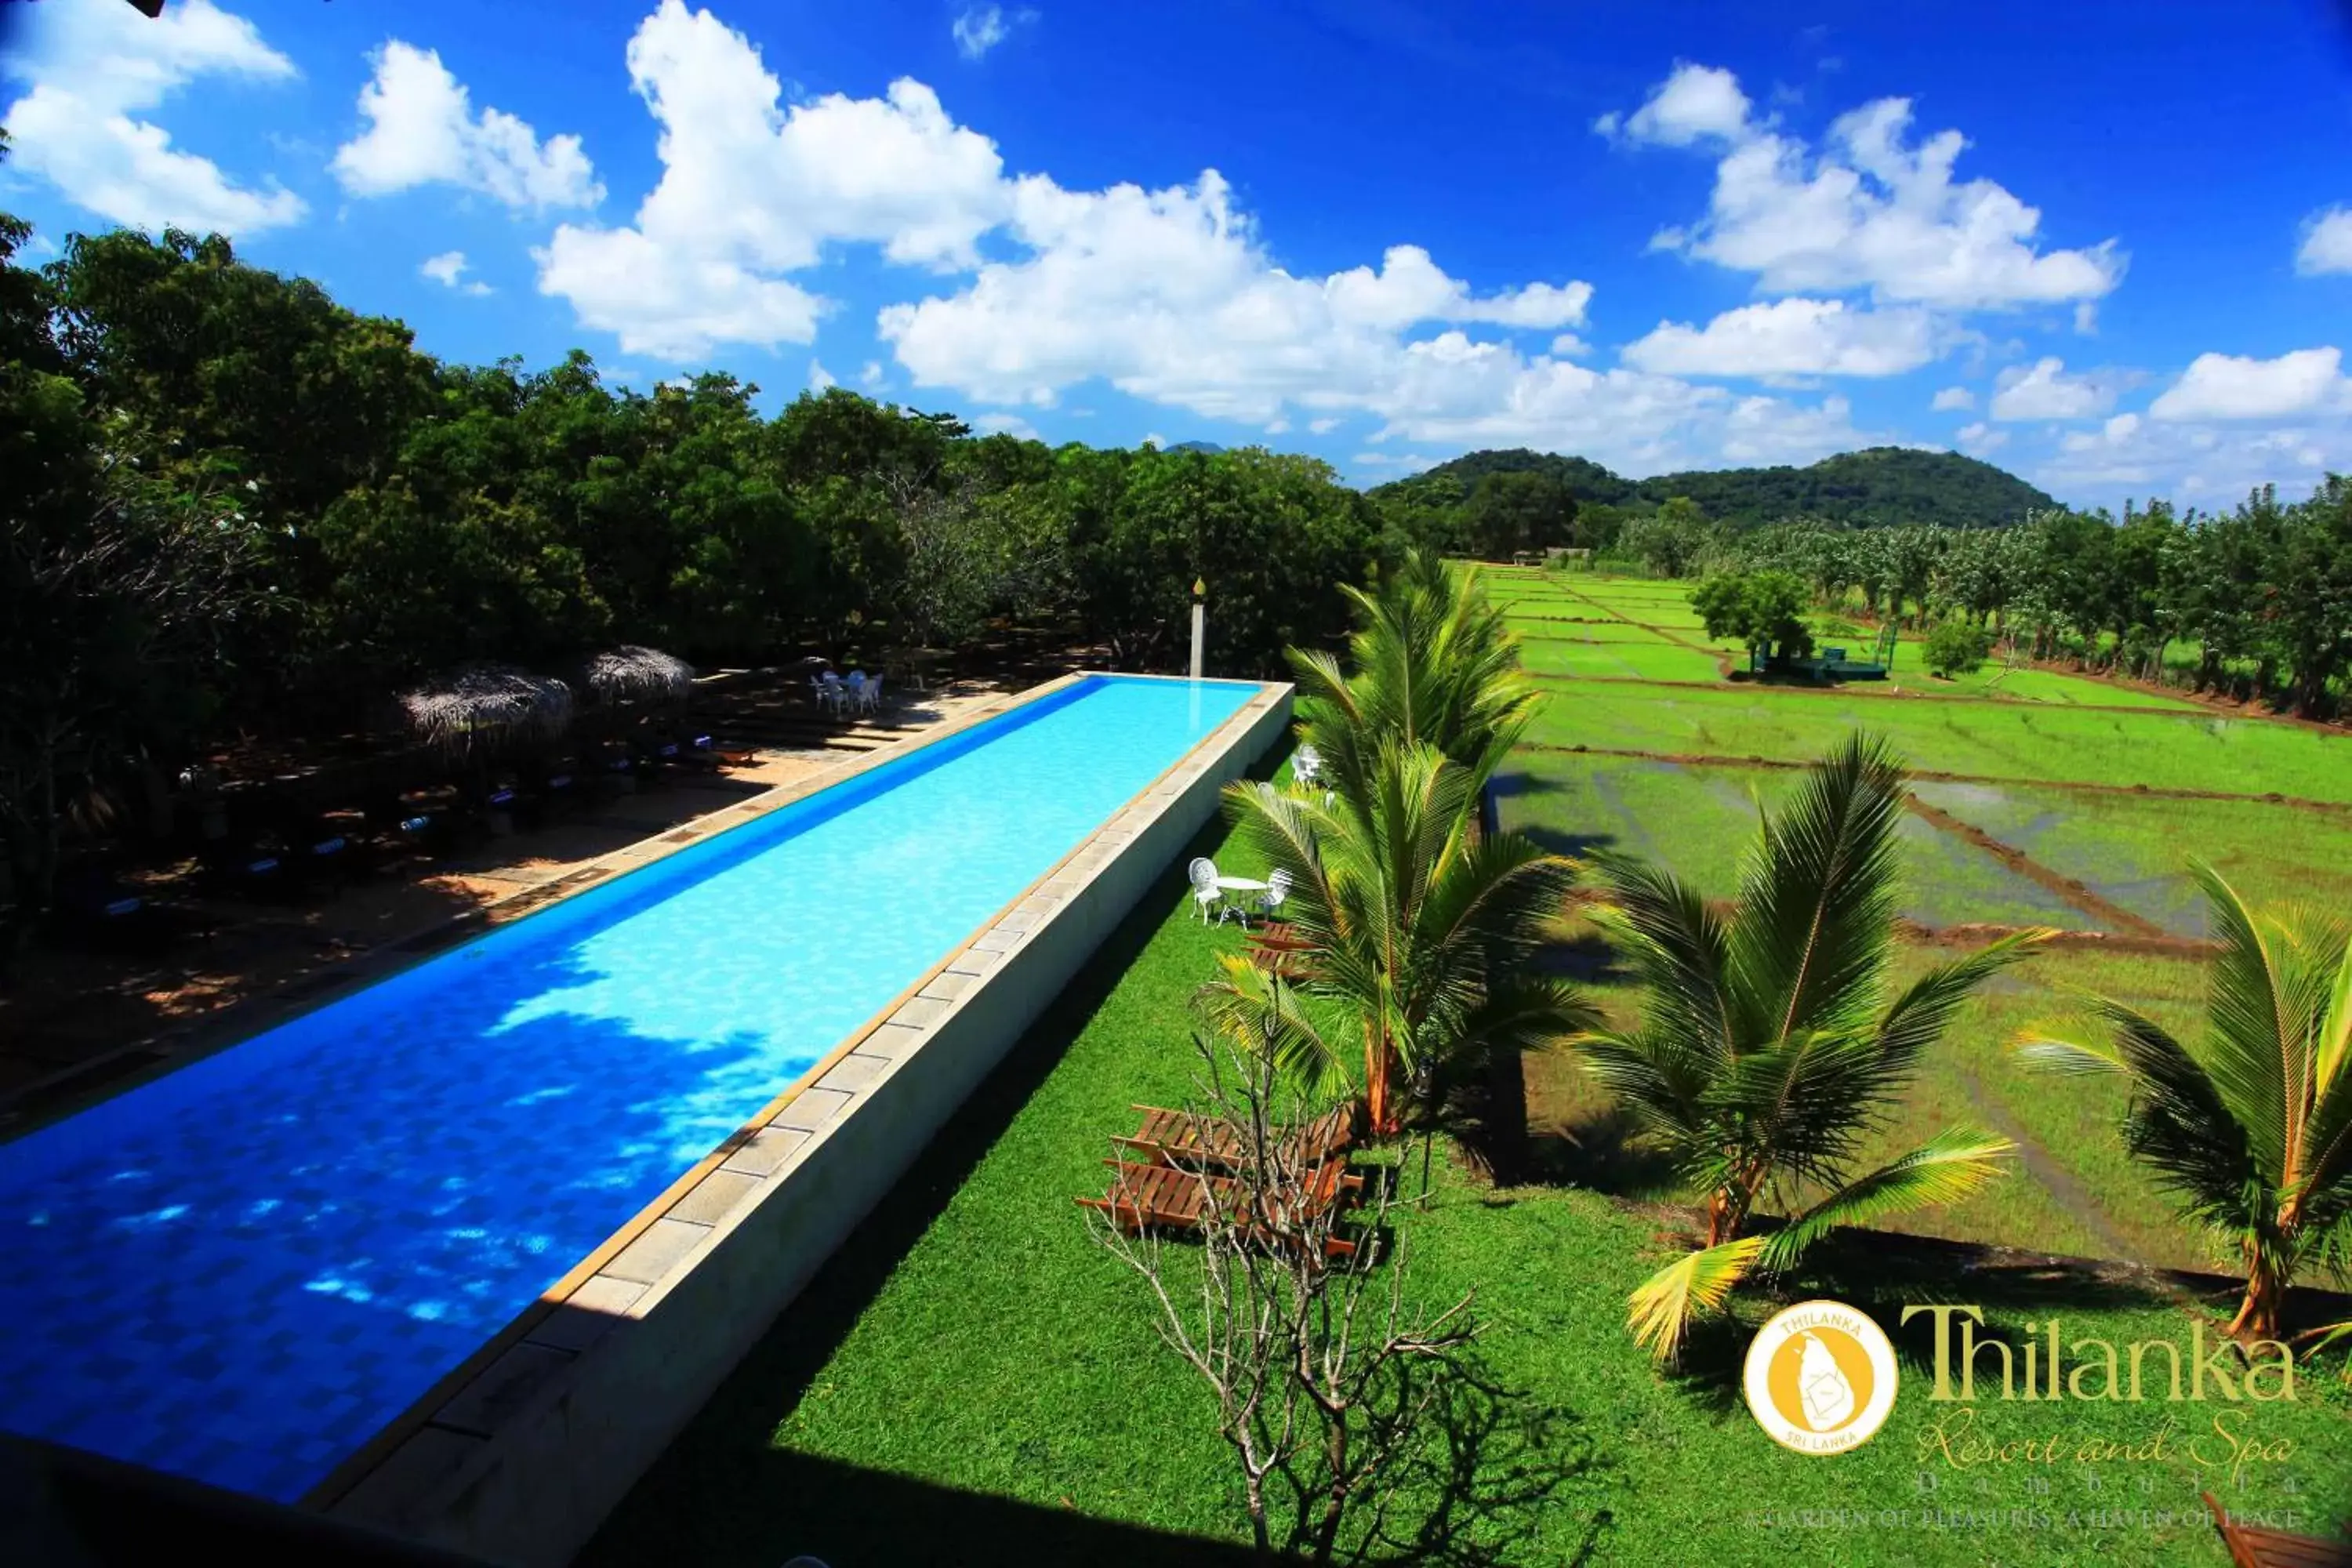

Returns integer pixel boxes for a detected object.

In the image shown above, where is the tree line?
[1,161,1395,934]
[1703,501,2352,715]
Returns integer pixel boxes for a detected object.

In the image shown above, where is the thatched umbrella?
[398,665,575,754]
[579,645,695,708]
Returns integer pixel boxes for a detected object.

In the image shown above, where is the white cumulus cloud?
[1954,420,2007,452]
[0,0,303,235]
[1596,61,1751,146]
[1989,356,2118,420]
[1621,297,1940,378]
[953,5,1033,61]
[535,0,1012,358]
[2149,347,2350,422]
[2294,208,2352,277]
[334,42,602,209]
[1930,386,1974,412]
[528,7,1880,472]
[1608,64,2122,310]
[419,249,492,295]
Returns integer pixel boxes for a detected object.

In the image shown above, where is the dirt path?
[1515,739,2352,817]
[1899,797,2168,938]
[1954,1065,2147,1263]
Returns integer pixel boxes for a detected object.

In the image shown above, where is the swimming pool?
[0,673,1257,1503]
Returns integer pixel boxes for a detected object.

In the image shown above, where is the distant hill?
[1370,445,2056,529]
[1166,439,1226,454]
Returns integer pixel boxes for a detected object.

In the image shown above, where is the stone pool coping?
[271,671,1293,1563]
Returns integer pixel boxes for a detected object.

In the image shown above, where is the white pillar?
[1189,577,1206,681]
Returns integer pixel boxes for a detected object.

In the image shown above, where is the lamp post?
[1189,577,1206,682]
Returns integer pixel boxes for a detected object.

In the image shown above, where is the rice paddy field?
[1481,565,2352,1272]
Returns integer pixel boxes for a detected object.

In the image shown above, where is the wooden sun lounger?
[1077,1158,1364,1258]
[1112,1103,1355,1172]
[2204,1494,2352,1568]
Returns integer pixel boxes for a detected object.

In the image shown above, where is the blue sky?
[4,0,2350,507]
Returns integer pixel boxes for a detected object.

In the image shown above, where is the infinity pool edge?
[291,673,1293,1564]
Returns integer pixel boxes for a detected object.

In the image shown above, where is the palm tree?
[1571,734,2045,1360]
[1200,738,1592,1165]
[2014,867,2352,1342]
[1288,551,1538,800]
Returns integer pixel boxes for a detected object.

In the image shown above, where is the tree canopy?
[1370,445,2057,546]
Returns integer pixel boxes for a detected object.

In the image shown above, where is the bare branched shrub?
[1087,1029,1475,1563]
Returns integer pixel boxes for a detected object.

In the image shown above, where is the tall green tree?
[1690,569,1815,669]
[1461,469,1576,560]
[2015,868,2352,1341]
[1573,735,2043,1359]
[1620,496,1714,578]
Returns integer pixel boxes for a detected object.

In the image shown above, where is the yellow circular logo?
[1742,1300,1899,1454]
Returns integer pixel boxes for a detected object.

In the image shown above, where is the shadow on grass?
[1656,1225,2209,1415]
[1523,1105,1682,1198]
[1341,1358,1612,1567]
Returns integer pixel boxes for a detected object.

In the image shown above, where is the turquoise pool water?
[0,675,1255,1502]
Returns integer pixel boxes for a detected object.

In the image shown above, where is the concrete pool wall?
[313,673,1293,1565]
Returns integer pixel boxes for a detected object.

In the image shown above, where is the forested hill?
[1371,445,2056,528]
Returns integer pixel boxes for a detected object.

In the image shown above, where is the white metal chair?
[1255,867,1294,921]
[1294,743,1324,787]
[1188,857,1230,924]
[815,671,848,716]
[858,673,884,715]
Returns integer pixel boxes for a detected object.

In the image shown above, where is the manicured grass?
[1521,684,2352,804]
[587,811,2352,1568]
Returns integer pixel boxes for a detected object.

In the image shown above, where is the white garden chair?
[1294,743,1324,788]
[1188,857,1231,924]
[1255,867,1294,921]
[858,673,884,715]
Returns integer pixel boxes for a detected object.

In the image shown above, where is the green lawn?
[586,807,2352,1568]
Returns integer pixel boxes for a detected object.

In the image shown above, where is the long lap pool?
[0,674,1256,1503]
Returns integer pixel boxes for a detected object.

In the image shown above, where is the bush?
[1922,618,1994,678]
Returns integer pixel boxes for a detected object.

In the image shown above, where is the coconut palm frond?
[2031,869,2352,1341]
[1757,1130,2016,1275]
[1581,855,1737,1072]
[1573,733,2023,1350]
[1628,1236,1768,1363]
[2010,1030,2130,1077]
[1876,929,2049,1073]
[1726,732,1905,1047]
[1195,954,1354,1096]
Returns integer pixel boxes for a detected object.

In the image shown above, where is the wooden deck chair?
[2203,1494,2352,1568]
[1114,1102,1355,1171]
[1078,1158,1363,1258]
